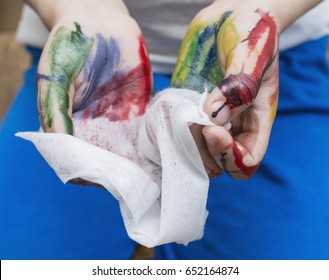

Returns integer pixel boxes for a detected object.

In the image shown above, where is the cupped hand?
[37,1,151,134]
[36,0,152,186]
[172,1,279,179]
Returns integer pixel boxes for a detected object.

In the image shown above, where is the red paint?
[138,34,152,105]
[249,9,277,79]
[81,35,151,121]
[232,141,260,177]
[217,73,259,109]
[213,9,277,117]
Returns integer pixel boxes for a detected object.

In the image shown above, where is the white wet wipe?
[16,88,218,247]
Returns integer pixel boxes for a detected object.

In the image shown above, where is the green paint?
[171,12,239,93]
[171,20,223,92]
[42,22,94,134]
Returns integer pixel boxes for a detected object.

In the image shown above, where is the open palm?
[37,10,151,135]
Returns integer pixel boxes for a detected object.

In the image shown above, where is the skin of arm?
[24,0,128,29]
[268,0,324,31]
[210,0,324,32]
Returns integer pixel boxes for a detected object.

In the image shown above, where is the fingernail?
[211,101,230,125]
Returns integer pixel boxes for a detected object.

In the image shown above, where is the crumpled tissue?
[16,88,216,247]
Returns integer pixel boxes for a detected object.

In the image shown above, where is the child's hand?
[172,1,279,179]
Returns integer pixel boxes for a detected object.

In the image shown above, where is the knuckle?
[218,73,260,108]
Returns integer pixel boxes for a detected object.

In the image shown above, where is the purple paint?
[73,35,121,113]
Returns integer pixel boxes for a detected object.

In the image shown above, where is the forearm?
[23,0,128,29]
[273,0,323,31]
[212,0,323,32]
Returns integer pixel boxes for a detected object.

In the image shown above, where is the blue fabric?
[0,48,134,259]
[156,36,329,260]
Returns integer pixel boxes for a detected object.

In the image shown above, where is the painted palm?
[37,19,151,135]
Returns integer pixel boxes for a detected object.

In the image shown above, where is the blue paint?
[73,35,121,113]
[191,11,232,76]
[192,24,217,71]
[36,73,66,83]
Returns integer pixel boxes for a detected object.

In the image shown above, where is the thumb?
[204,8,278,125]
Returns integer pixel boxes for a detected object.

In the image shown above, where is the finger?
[202,70,278,180]
[203,125,260,180]
[204,8,278,126]
[37,22,94,134]
[190,124,223,178]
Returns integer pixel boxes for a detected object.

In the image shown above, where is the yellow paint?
[217,15,240,71]
[269,92,278,123]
